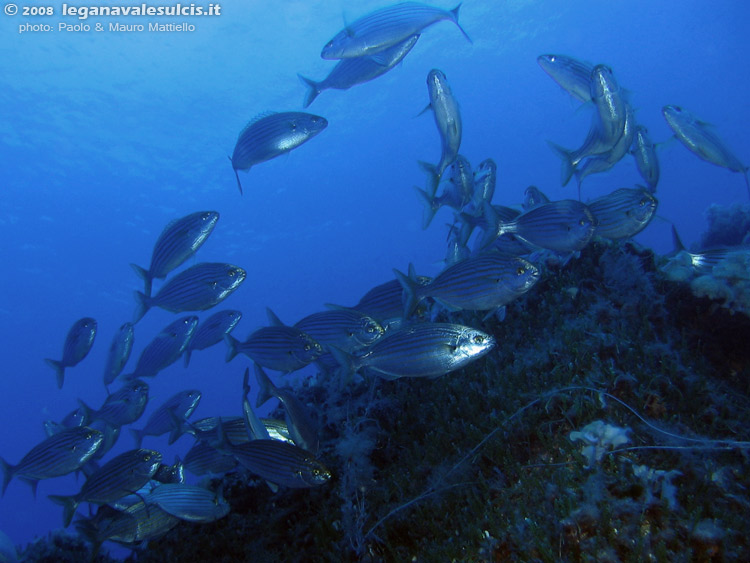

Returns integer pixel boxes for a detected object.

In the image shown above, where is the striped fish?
[133,263,245,323]
[185,416,250,446]
[130,389,202,448]
[588,188,657,240]
[332,322,495,380]
[183,310,242,367]
[79,380,150,428]
[230,112,328,195]
[125,316,198,380]
[225,326,322,373]
[394,254,540,317]
[482,200,596,253]
[292,309,384,353]
[146,484,230,523]
[631,125,660,191]
[333,272,433,324]
[153,456,185,484]
[662,105,750,197]
[45,317,97,389]
[130,211,219,298]
[184,440,238,476]
[255,364,320,454]
[230,439,331,488]
[78,501,179,545]
[419,69,462,194]
[0,427,103,496]
[299,35,419,107]
[537,54,594,103]
[103,322,135,387]
[321,2,470,59]
[48,449,161,527]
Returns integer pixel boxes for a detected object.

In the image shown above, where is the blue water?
[0,0,748,557]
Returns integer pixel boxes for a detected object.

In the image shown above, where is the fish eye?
[201,213,211,221]
[579,219,586,226]
[228,269,235,277]
[549,55,556,62]
[290,122,297,130]
[143,453,151,461]
[303,344,310,351]
[517,266,526,275]
[473,335,485,344]
[325,41,333,48]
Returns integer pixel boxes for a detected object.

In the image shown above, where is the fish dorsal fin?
[239,111,278,137]
[266,307,285,327]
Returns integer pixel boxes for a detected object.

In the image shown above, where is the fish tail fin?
[414,185,439,229]
[393,266,421,319]
[0,457,14,496]
[224,334,239,362]
[298,74,322,108]
[253,363,276,408]
[418,160,440,197]
[130,428,143,449]
[183,349,192,368]
[129,263,152,298]
[671,224,686,253]
[547,141,575,186]
[20,478,39,499]
[132,291,151,324]
[449,3,473,44]
[45,358,65,389]
[48,494,79,527]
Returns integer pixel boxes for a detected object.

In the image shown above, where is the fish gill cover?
[1,1,750,561]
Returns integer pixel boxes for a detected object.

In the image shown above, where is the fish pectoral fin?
[415,103,432,118]
[369,54,389,66]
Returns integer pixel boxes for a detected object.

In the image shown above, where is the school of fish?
[3,1,749,556]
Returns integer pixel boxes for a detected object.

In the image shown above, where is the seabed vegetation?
[19,234,750,562]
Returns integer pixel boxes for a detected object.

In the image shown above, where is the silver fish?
[482,200,596,253]
[103,322,135,387]
[662,105,749,197]
[125,316,199,379]
[419,69,462,193]
[130,389,201,448]
[225,326,322,374]
[133,263,246,323]
[79,380,150,428]
[291,309,384,353]
[230,112,328,194]
[48,449,161,527]
[395,254,540,317]
[45,317,97,389]
[183,310,242,367]
[130,211,219,297]
[321,2,470,59]
[300,35,419,107]
[184,440,238,476]
[590,65,627,146]
[1,427,103,496]
[631,125,659,191]
[331,323,495,380]
[230,439,331,488]
[146,484,229,523]
[255,364,320,454]
[537,54,593,103]
[588,187,658,240]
